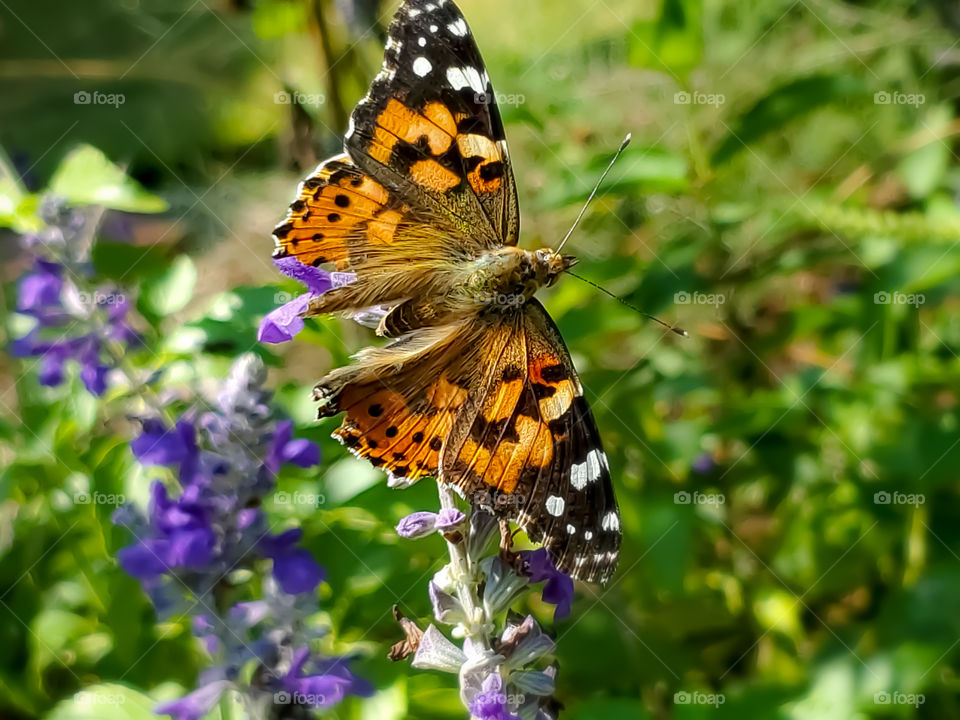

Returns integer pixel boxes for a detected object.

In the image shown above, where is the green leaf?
[629,0,703,77]
[139,255,197,317]
[712,74,866,166]
[44,684,158,720]
[48,145,168,213]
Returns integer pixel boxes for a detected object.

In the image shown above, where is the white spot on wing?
[408,7,421,17]
[446,65,486,93]
[584,530,594,540]
[586,449,604,481]
[418,36,427,47]
[570,460,588,490]
[448,18,467,36]
[430,24,438,32]
[413,56,433,77]
[601,511,620,531]
[546,495,565,517]
[566,524,576,535]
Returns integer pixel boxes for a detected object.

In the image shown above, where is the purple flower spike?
[521,549,575,621]
[468,673,520,720]
[155,679,231,720]
[396,511,440,539]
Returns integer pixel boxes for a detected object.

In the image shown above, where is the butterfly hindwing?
[442,301,622,583]
[345,0,519,247]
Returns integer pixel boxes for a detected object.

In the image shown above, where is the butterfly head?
[534,248,578,287]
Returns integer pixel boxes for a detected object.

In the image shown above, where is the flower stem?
[437,484,491,653]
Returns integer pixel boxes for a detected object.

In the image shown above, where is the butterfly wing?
[315,319,515,486]
[442,300,621,583]
[345,0,519,247]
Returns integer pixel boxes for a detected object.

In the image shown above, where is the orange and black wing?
[345,0,519,247]
[441,301,621,584]
[271,153,416,270]
[315,320,514,486]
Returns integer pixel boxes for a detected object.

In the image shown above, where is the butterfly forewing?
[345,0,519,247]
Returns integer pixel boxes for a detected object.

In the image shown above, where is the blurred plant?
[116,354,369,719]
[396,488,567,720]
[11,196,138,396]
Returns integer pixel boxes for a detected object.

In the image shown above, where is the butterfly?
[271,0,621,583]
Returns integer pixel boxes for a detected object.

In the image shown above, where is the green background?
[2,0,960,718]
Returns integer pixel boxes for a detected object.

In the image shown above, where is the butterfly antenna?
[556,133,632,254]
[568,271,688,337]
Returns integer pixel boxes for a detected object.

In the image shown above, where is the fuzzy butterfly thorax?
[274,0,622,583]
[464,247,578,314]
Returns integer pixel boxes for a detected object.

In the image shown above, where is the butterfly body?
[274,0,622,583]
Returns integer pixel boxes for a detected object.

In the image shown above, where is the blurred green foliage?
[2,0,960,718]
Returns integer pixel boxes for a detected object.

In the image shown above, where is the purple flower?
[17,259,62,318]
[266,420,320,473]
[258,258,354,344]
[155,678,231,720]
[131,419,198,467]
[521,549,575,621]
[272,548,325,595]
[692,451,715,474]
[397,508,466,539]
[468,673,520,720]
[281,647,354,707]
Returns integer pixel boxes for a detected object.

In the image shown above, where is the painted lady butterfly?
[272,0,621,583]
